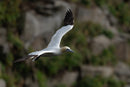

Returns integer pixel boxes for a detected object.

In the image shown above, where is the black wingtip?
[63,9,74,26]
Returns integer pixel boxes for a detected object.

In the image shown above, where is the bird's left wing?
[47,9,74,48]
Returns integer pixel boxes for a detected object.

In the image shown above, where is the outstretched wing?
[14,49,54,63]
[14,55,39,63]
[47,9,74,48]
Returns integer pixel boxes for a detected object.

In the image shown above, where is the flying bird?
[14,9,74,63]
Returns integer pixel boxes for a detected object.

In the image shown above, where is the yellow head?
[61,46,73,53]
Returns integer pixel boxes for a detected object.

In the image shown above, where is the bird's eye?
[66,49,70,51]
[66,49,73,53]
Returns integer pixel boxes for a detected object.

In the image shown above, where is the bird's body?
[28,47,61,61]
[14,9,74,63]
[29,47,61,57]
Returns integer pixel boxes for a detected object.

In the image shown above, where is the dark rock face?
[91,35,111,55]
[77,7,110,28]
[24,78,39,87]
[22,1,73,50]
[0,28,6,45]
[115,62,130,77]
[114,62,130,84]
[115,41,130,61]
[0,28,9,53]
[47,71,78,87]
[60,71,78,87]
[81,65,114,78]
[22,10,64,49]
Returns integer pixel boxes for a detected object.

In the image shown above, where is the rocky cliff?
[0,0,130,87]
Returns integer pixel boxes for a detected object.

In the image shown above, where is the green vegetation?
[35,51,83,76]
[108,2,130,27]
[0,20,118,86]
[71,0,130,31]
[6,52,14,66]
[56,84,66,87]
[94,0,106,6]
[78,22,114,38]
[80,0,92,6]
[90,46,117,66]
[14,63,33,77]
[75,76,103,87]
[7,31,23,50]
[34,22,116,76]
[2,74,16,87]
[0,0,21,27]
[36,70,47,87]
[0,0,129,87]
[74,76,125,87]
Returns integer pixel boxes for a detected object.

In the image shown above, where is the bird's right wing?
[14,55,38,63]
[14,50,54,63]
[47,9,74,48]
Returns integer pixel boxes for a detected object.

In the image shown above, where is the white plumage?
[47,25,74,48]
[14,9,74,62]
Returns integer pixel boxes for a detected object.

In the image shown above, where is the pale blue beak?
[67,49,74,53]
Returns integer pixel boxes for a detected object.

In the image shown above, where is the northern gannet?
[14,9,74,63]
